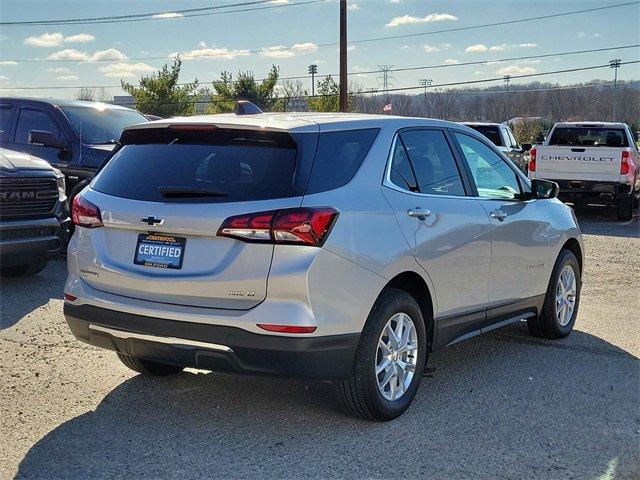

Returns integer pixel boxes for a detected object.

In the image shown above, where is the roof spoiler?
[235,100,263,116]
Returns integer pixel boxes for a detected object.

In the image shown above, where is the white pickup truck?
[528,122,639,220]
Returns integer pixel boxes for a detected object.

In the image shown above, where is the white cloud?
[47,48,89,61]
[0,61,18,66]
[443,58,459,65]
[292,42,318,53]
[268,0,289,4]
[474,70,483,76]
[401,45,410,50]
[89,48,128,61]
[151,12,183,19]
[0,75,8,81]
[386,13,457,27]
[174,43,250,60]
[390,0,400,3]
[422,44,439,53]
[261,45,295,58]
[465,43,487,53]
[347,44,356,51]
[489,44,508,52]
[46,67,73,74]
[517,43,537,48]
[24,32,94,47]
[497,65,536,76]
[57,75,79,81]
[98,62,155,77]
[348,3,359,10]
[64,33,95,43]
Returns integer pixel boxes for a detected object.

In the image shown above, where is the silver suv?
[64,109,583,421]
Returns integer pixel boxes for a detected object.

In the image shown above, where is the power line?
[1,45,637,91]
[0,0,327,26]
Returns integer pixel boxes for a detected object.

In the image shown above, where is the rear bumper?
[552,180,633,205]
[64,303,359,380]
[0,216,69,267]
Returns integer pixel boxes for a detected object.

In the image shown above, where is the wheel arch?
[561,237,583,274]
[382,271,435,352]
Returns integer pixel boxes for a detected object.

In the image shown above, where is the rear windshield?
[91,127,378,203]
[548,127,628,147]
[466,125,502,146]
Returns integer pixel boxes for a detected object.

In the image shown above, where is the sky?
[0,0,638,100]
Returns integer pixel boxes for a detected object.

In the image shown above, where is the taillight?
[218,207,339,246]
[72,194,103,228]
[529,147,537,172]
[257,324,317,334]
[620,150,630,175]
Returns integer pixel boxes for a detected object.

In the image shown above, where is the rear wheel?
[116,353,184,376]
[617,196,633,221]
[527,249,581,339]
[0,259,48,277]
[337,288,427,421]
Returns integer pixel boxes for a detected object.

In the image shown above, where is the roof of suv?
[125,112,462,133]
[0,97,138,111]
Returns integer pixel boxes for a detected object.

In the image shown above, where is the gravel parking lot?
[1,207,638,480]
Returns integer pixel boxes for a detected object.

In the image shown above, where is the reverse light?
[528,147,537,172]
[257,324,317,334]
[620,150,630,175]
[72,194,103,228]
[218,207,339,247]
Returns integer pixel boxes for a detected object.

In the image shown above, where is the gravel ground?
[1,207,638,480]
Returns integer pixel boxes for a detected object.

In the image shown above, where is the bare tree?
[76,88,95,101]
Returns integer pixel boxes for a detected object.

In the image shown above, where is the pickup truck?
[0,147,69,276]
[528,122,639,220]
[0,98,148,204]
[462,122,528,172]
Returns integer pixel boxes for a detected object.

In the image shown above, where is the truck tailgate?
[535,146,622,182]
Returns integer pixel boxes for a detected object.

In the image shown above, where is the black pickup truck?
[0,148,69,276]
[0,97,148,203]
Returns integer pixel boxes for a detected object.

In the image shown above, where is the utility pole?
[609,59,621,121]
[339,0,348,112]
[503,75,511,123]
[418,78,432,118]
[308,64,318,97]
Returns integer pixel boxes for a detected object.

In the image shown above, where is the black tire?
[0,259,48,277]
[617,196,633,221]
[527,249,581,339]
[337,288,427,421]
[116,353,184,376]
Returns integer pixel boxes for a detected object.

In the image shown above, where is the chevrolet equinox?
[64,106,583,421]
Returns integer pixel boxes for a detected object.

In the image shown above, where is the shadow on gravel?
[573,205,639,239]
[0,258,66,330]
[15,323,639,479]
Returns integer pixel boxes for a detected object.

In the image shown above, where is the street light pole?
[339,0,348,112]
[418,78,432,118]
[609,59,621,121]
[308,64,318,97]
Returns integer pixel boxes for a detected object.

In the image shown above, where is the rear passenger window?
[398,130,465,196]
[389,139,418,192]
[304,128,379,194]
[15,108,60,144]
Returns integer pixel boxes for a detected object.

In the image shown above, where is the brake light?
[529,147,537,172]
[257,324,317,334]
[64,293,77,301]
[72,194,103,228]
[218,207,339,246]
[620,150,630,175]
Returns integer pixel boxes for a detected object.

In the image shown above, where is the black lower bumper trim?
[64,303,359,380]
[552,180,633,205]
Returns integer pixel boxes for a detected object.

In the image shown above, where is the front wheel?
[527,249,581,339]
[337,288,427,421]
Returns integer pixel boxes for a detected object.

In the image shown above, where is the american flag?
[383,103,392,113]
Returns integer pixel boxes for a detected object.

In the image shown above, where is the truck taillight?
[72,194,103,228]
[529,147,536,172]
[218,207,339,247]
[620,150,630,175]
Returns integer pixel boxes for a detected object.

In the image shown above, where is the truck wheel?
[617,197,633,221]
[0,259,48,277]
[116,353,184,376]
[527,249,581,339]
[337,288,427,421]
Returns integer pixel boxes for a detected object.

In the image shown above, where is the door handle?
[490,210,507,221]
[407,208,432,219]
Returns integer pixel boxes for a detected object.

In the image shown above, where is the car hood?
[0,148,54,172]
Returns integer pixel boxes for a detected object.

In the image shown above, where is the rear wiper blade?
[157,186,228,198]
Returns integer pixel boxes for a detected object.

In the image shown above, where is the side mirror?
[28,130,68,149]
[530,178,559,200]
[521,143,532,152]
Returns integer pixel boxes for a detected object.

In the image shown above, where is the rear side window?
[304,128,379,194]
[549,127,629,147]
[93,129,307,203]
